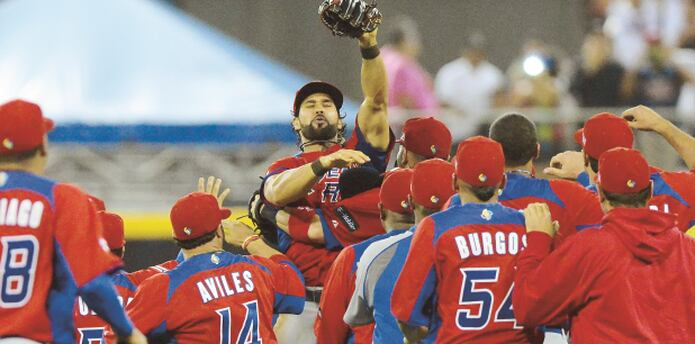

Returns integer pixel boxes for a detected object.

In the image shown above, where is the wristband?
[311,159,329,177]
[360,45,380,60]
[242,234,262,251]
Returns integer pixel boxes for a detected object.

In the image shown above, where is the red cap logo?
[170,192,232,241]
[597,148,650,194]
[454,136,505,187]
[411,159,455,210]
[380,168,414,214]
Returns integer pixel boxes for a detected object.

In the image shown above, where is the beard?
[300,120,339,141]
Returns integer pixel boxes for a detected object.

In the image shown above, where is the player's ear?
[498,174,507,192]
[378,203,386,221]
[291,116,301,132]
[452,174,459,192]
[535,143,541,160]
[647,181,654,202]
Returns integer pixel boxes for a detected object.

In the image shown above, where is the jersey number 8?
[0,235,39,308]
[456,267,520,330]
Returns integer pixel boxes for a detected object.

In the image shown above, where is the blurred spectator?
[627,40,694,106]
[434,33,505,140]
[381,16,438,111]
[570,32,627,106]
[679,2,695,49]
[507,40,563,107]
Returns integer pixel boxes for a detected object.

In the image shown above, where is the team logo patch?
[183,227,192,235]
[211,254,220,264]
[430,195,440,205]
[481,209,493,221]
[0,172,6,187]
[626,179,636,188]
[334,206,359,232]
[400,200,409,209]
[2,138,13,150]
[478,173,488,183]
[430,145,437,155]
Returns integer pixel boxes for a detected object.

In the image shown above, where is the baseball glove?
[318,0,382,38]
[247,190,279,245]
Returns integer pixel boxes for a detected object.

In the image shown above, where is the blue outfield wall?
[49,124,300,144]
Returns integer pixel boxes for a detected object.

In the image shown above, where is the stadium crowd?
[2,4,695,344]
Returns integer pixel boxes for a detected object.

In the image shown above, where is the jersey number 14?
[216,300,262,344]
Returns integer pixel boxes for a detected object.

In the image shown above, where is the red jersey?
[314,231,405,344]
[0,170,121,342]
[263,121,393,286]
[513,208,695,343]
[447,172,604,248]
[286,188,385,250]
[74,272,136,343]
[124,252,305,343]
[392,203,541,344]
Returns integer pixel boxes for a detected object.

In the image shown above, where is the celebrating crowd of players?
[1,27,695,344]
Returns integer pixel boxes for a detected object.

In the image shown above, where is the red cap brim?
[220,208,232,220]
[44,118,55,132]
[574,129,583,147]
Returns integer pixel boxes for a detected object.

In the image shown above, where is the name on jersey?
[76,296,132,316]
[0,198,44,229]
[197,271,255,304]
[455,231,528,260]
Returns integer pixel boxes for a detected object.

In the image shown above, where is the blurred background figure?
[506,39,565,108]
[570,31,627,107]
[627,39,693,107]
[381,15,438,114]
[435,32,505,141]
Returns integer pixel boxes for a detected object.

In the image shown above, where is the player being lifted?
[259,26,391,343]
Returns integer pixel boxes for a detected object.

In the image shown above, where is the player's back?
[74,273,136,343]
[429,203,540,343]
[128,252,291,343]
[648,171,695,231]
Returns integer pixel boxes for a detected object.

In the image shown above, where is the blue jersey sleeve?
[79,274,134,337]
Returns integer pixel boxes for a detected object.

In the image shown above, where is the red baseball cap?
[411,159,455,210]
[380,168,414,214]
[293,81,344,116]
[397,117,452,159]
[454,136,505,187]
[170,192,232,241]
[99,211,125,250]
[0,99,54,155]
[88,195,106,212]
[575,112,633,159]
[597,148,651,194]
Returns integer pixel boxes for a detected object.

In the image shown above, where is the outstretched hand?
[197,176,231,206]
[622,105,668,132]
[543,151,585,180]
[523,203,558,237]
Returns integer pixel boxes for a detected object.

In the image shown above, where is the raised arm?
[623,105,695,169]
[357,30,390,152]
[263,149,370,206]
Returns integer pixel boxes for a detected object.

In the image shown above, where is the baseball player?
[545,112,695,232]
[513,148,695,343]
[392,136,542,344]
[314,169,415,344]
[123,191,305,343]
[447,113,604,249]
[74,211,139,343]
[260,29,392,342]
[0,99,145,344]
[345,158,455,344]
[258,116,452,251]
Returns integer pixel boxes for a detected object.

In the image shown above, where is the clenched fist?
[523,203,558,237]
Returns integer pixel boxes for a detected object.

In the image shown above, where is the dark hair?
[339,167,382,199]
[604,186,651,208]
[472,186,498,202]
[174,230,218,250]
[0,147,42,164]
[587,156,599,174]
[111,248,124,259]
[489,113,538,167]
